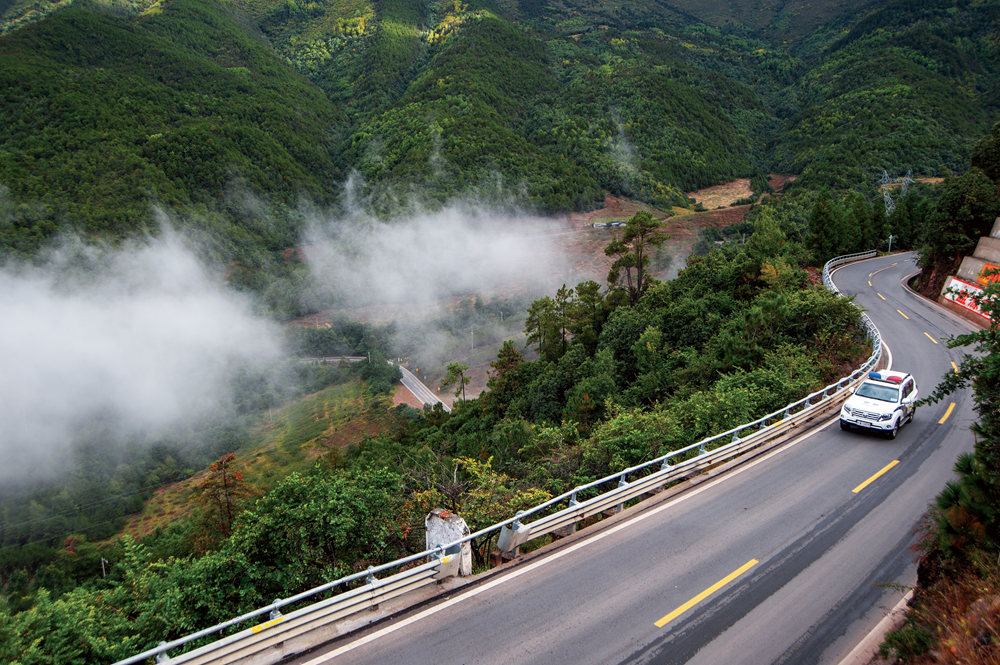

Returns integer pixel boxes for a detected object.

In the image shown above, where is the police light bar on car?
[868,371,903,383]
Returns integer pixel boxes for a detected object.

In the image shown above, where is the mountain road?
[291,251,977,665]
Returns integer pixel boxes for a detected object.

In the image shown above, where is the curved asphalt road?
[293,252,977,665]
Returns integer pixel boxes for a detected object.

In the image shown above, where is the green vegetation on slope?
[2,0,999,258]
[0,319,396,575]
[0,0,345,253]
[1,2,1000,660]
[776,0,1000,188]
[0,210,875,663]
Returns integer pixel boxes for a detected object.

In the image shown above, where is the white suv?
[840,370,918,439]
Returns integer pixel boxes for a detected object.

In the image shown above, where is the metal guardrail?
[299,356,367,364]
[823,250,877,294]
[114,251,882,665]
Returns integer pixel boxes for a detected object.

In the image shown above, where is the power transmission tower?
[879,169,914,215]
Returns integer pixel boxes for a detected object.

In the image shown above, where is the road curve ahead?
[292,252,977,665]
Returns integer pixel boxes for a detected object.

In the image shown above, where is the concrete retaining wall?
[957,256,991,282]
[974,236,1000,263]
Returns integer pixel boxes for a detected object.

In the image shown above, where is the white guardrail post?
[113,250,881,665]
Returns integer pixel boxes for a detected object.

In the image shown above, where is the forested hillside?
[776,0,1000,188]
[0,0,346,254]
[2,0,999,258]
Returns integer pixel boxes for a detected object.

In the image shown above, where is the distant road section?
[300,356,367,364]
[300,356,451,413]
[396,365,451,413]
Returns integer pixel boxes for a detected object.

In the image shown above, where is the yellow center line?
[877,293,886,300]
[868,280,873,286]
[853,460,900,494]
[868,272,874,277]
[951,361,959,375]
[939,402,955,424]
[891,262,898,266]
[896,309,909,319]
[655,559,759,628]
[923,332,939,344]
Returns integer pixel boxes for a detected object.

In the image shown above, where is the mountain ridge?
[1,0,998,265]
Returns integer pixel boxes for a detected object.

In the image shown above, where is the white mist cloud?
[608,109,639,182]
[0,229,285,482]
[303,197,571,309]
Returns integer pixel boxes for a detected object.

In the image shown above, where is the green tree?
[553,284,573,359]
[625,325,675,406]
[563,347,618,430]
[356,350,403,395]
[525,296,562,361]
[228,468,404,591]
[971,119,1000,183]
[441,362,470,402]
[846,191,877,252]
[807,191,850,263]
[917,168,1000,296]
[481,340,526,418]
[605,210,668,305]
[567,279,608,355]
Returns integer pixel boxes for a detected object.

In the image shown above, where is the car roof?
[866,370,911,385]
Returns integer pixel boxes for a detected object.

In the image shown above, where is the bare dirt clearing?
[686,178,753,209]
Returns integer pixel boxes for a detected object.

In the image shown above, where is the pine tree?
[921,275,1000,555]
[604,210,668,305]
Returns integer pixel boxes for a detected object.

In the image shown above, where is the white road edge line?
[303,417,844,663]
[829,259,893,372]
[837,590,914,665]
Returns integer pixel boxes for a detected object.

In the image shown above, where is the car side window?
[902,380,913,398]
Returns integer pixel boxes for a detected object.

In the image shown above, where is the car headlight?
[878,414,892,421]
[843,406,853,415]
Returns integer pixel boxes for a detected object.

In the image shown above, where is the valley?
[1,0,999,663]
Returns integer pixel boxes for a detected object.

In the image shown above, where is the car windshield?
[856,382,900,403]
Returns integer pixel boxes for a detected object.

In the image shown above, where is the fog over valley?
[0,229,285,483]
[0,198,573,483]
[303,197,572,309]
